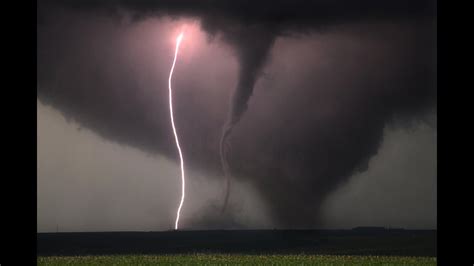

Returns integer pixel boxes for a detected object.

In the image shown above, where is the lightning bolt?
[168,32,185,230]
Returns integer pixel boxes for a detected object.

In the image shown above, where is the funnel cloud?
[37,0,436,228]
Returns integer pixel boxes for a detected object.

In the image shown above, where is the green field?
[38,254,436,265]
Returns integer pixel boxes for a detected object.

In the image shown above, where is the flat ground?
[37,254,437,265]
[37,230,436,257]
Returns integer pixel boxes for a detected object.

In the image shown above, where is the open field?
[38,254,437,265]
[37,230,436,257]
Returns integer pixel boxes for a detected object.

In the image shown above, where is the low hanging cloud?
[37,0,436,228]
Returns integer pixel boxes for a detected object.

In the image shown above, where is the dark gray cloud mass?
[37,0,436,228]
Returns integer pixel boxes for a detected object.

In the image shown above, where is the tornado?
[219,27,276,212]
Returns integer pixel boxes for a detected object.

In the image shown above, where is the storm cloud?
[37,0,436,228]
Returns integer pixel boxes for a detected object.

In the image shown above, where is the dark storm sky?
[37,0,437,229]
